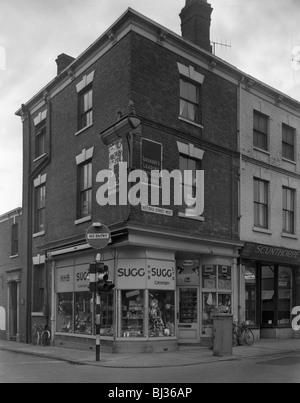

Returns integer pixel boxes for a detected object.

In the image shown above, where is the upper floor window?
[253,111,268,151]
[78,87,93,130]
[76,71,94,132]
[35,122,46,159]
[282,187,295,234]
[254,178,268,229]
[180,78,200,123]
[35,184,46,233]
[11,223,19,256]
[78,161,92,218]
[177,63,204,126]
[282,124,295,161]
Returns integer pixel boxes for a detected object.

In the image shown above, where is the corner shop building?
[50,232,240,353]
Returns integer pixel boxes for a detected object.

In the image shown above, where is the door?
[9,282,18,339]
[177,287,199,343]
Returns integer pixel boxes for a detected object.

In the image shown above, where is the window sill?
[253,147,270,155]
[282,157,296,165]
[75,216,92,225]
[10,254,19,259]
[281,232,297,239]
[178,116,203,129]
[178,212,204,221]
[252,226,272,235]
[75,123,93,136]
[33,153,47,163]
[33,231,45,238]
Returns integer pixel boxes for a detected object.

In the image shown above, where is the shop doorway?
[9,282,18,339]
[177,287,199,343]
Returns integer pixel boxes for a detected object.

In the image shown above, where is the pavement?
[0,338,300,368]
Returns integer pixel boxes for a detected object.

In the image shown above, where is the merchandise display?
[121,291,144,337]
[149,291,175,337]
[179,288,197,324]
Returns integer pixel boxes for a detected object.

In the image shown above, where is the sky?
[0,0,299,216]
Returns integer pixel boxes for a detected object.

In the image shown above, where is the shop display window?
[245,266,256,325]
[121,290,144,338]
[278,267,292,325]
[202,265,232,335]
[57,293,73,333]
[202,266,216,289]
[99,292,115,336]
[149,290,175,337]
[75,292,92,334]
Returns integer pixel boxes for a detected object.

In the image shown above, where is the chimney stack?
[180,0,213,53]
[55,53,75,75]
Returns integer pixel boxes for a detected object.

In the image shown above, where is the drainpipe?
[237,76,244,324]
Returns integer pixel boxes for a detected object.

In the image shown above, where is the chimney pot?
[55,53,75,75]
[180,0,213,53]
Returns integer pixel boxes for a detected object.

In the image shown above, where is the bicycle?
[31,324,51,346]
[232,322,254,346]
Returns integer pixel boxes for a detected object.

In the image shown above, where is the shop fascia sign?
[117,260,175,289]
[241,242,300,265]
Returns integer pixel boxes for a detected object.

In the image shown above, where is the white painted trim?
[74,216,92,225]
[47,243,91,257]
[75,123,93,136]
[33,109,47,126]
[75,147,94,165]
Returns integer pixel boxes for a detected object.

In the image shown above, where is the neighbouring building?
[0,208,26,341]
[14,0,300,352]
[238,79,300,339]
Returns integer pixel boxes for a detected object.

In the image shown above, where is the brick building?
[0,208,26,341]
[238,80,300,339]
[15,0,300,352]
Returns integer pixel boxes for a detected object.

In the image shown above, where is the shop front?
[52,247,177,353]
[51,243,239,352]
[240,242,300,339]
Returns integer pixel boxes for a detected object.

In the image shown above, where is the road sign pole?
[95,293,101,361]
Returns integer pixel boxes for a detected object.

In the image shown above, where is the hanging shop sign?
[241,242,300,265]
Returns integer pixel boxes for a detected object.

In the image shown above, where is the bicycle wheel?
[40,330,50,346]
[232,329,238,347]
[243,329,254,346]
[31,328,40,345]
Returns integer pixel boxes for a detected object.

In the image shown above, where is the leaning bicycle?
[233,322,254,346]
[31,324,51,346]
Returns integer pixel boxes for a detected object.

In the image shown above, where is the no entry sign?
[85,223,111,250]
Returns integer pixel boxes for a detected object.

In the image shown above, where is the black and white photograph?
[0,0,300,388]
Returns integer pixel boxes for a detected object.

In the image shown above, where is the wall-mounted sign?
[85,223,110,250]
[141,138,162,187]
[56,267,73,293]
[141,205,173,216]
[116,259,146,289]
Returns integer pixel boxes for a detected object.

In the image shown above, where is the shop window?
[261,265,275,325]
[57,293,74,333]
[202,265,232,335]
[278,267,292,325]
[98,292,115,336]
[75,292,92,334]
[245,267,257,325]
[149,290,175,337]
[121,290,144,338]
